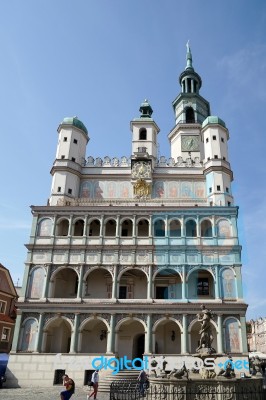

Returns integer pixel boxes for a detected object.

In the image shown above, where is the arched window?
[186,219,197,237]
[201,220,212,237]
[186,107,195,123]
[169,220,181,237]
[105,219,116,236]
[154,219,165,237]
[73,219,84,236]
[121,219,133,237]
[137,219,149,237]
[139,128,147,140]
[55,219,69,236]
[88,219,100,236]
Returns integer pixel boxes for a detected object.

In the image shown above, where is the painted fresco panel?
[225,318,241,353]
[80,181,132,199]
[221,268,236,298]
[79,180,205,200]
[27,267,45,298]
[37,218,52,236]
[20,319,38,352]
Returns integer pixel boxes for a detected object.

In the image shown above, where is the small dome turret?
[139,99,153,118]
[59,116,88,135]
[202,116,226,129]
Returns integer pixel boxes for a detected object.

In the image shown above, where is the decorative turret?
[49,116,89,206]
[130,100,160,169]
[201,116,234,206]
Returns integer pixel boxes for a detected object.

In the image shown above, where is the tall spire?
[186,40,194,70]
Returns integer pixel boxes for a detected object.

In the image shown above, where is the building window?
[0,301,6,313]
[228,201,231,206]
[156,286,168,299]
[57,187,61,193]
[68,189,72,195]
[212,135,217,140]
[139,128,147,140]
[61,155,65,159]
[185,107,195,123]
[1,327,11,341]
[217,185,221,191]
[207,157,210,161]
[197,278,209,296]
[206,138,209,143]
[214,155,218,159]
[223,157,226,160]
[119,286,127,299]
[226,187,229,193]
[71,157,76,162]
[63,137,67,142]
[209,187,212,193]
[221,137,224,143]
[73,139,78,144]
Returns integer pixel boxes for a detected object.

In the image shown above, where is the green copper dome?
[60,116,88,135]
[202,116,226,129]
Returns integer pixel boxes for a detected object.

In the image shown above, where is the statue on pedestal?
[196,305,216,354]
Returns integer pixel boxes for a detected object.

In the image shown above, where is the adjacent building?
[247,318,266,354]
[0,264,17,353]
[8,45,248,386]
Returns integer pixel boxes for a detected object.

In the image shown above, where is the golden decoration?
[133,179,151,198]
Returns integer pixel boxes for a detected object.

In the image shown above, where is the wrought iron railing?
[110,379,265,400]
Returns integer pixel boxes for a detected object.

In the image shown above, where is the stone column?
[132,215,136,237]
[215,265,220,299]
[112,264,118,299]
[83,215,88,236]
[191,79,194,93]
[116,215,120,237]
[20,263,31,301]
[147,265,153,300]
[182,265,186,300]
[217,314,224,354]
[240,316,248,353]
[68,214,73,236]
[43,264,52,299]
[145,314,152,354]
[77,264,84,299]
[35,313,45,352]
[149,215,152,237]
[107,314,115,354]
[100,215,104,237]
[11,312,22,352]
[70,314,80,353]
[182,314,188,354]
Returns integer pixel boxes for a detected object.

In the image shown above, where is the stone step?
[99,369,139,393]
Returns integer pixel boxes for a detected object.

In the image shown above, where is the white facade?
[8,46,248,387]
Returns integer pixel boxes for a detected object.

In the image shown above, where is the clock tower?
[168,42,210,160]
[130,99,160,197]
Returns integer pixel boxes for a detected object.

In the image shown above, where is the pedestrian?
[137,369,147,396]
[60,374,75,400]
[88,369,99,400]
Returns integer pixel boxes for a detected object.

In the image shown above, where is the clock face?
[181,135,200,151]
[132,161,151,179]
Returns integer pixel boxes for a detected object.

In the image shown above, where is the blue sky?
[0,1,265,320]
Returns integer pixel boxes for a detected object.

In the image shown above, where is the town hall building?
[8,45,248,386]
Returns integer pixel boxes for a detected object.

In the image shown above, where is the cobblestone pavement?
[0,387,110,400]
